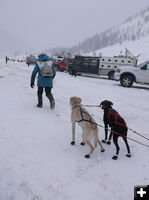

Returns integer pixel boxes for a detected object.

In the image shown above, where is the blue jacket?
[31,55,56,87]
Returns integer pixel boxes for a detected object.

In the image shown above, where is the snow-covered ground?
[0,61,149,200]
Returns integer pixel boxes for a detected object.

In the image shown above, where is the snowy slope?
[99,6,149,47]
[49,6,149,56]
[0,60,149,200]
[119,6,149,40]
[87,33,149,64]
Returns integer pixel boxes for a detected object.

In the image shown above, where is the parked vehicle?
[53,58,74,72]
[114,61,149,87]
[67,49,138,79]
[68,55,99,75]
[52,56,64,62]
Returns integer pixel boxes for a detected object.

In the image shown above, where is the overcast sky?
[0,0,149,51]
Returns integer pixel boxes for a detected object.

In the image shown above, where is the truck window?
[81,58,89,65]
[141,65,147,70]
[147,64,149,70]
[90,59,98,65]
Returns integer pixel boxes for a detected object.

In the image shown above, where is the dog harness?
[108,108,127,127]
[73,105,94,124]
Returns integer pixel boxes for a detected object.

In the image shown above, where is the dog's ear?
[70,97,75,105]
[74,97,82,104]
[108,101,113,106]
[70,96,82,105]
[77,97,82,104]
[100,101,103,107]
[100,100,113,109]
[100,100,108,107]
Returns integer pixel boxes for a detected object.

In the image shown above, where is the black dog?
[100,100,131,160]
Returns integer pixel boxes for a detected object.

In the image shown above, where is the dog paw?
[126,153,131,158]
[106,140,111,145]
[71,141,75,145]
[101,149,105,152]
[84,154,90,159]
[112,155,118,160]
[102,139,106,143]
[80,142,85,146]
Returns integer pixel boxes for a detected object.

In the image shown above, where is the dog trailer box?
[68,49,138,79]
[98,54,137,79]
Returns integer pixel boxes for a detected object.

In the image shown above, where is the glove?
[52,75,55,79]
[30,82,35,88]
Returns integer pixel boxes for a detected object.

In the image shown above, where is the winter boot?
[48,94,55,110]
[36,94,43,108]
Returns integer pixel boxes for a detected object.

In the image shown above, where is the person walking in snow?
[69,60,77,77]
[30,53,56,110]
[5,56,8,64]
[71,61,77,77]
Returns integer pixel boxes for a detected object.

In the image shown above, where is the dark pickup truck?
[68,55,99,75]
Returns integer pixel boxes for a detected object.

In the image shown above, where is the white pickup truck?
[114,61,149,87]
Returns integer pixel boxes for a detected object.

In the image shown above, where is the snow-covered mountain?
[48,5,149,56]
[0,29,34,57]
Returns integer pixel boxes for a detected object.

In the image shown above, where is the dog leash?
[76,104,149,148]
[75,112,149,149]
[83,104,149,142]
[95,122,149,149]
[128,127,149,141]
[83,104,100,108]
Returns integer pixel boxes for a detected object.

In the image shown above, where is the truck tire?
[120,75,133,87]
[108,71,115,80]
